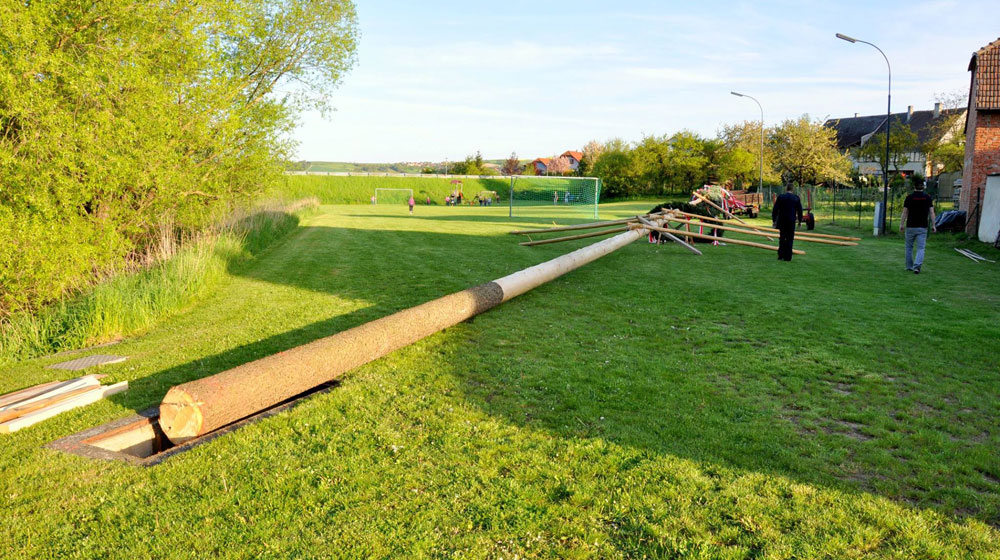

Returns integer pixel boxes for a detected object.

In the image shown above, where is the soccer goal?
[507,176,602,218]
[373,188,413,204]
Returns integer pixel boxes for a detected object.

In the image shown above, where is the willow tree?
[0,0,357,315]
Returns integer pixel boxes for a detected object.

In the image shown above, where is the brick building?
[960,37,1000,235]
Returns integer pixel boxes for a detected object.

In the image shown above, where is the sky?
[293,0,998,163]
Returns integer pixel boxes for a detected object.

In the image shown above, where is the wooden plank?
[509,215,655,235]
[630,223,805,255]
[518,226,628,246]
[0,386,104,424]
[0,381,62,409]
[636,217,702,255]
[663,216,857,246]
[0,382,128,434]
[668,210,862,241]
[0,376,101,413]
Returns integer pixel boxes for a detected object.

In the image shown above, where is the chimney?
[907,105,914,123]
[933,102,941,118]
[854,112,859,118]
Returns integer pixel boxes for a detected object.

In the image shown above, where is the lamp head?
[836,33,858,43]
[730,91,744,97]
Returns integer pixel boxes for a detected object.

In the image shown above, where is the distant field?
[274,174,593,208]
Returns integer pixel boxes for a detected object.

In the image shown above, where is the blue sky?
[293,0,998,163]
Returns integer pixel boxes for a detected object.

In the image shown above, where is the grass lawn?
[3,201,999,558]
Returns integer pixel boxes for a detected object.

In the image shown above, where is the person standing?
[408,194,415,215]
[772,185,803,261]
[899,184,937,274]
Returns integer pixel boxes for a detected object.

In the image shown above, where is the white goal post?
[373,188,413,204]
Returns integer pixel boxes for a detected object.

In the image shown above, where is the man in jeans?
[899,184,937,274]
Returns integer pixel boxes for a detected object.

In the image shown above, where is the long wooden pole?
[669,210,861,241]
[509,214,658,235]
[518,226,627,246]
[662,216,857,246]
[160,218,667,444]
[630,223,805,255]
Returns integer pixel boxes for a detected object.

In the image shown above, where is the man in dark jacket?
[772,185,803,261]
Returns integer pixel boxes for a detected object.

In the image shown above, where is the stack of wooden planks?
[0,375,128,433]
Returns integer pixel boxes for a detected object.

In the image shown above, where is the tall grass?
[0,198,318,365]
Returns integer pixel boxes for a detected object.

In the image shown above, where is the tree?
[591,139,636,198]
[501,152,522,175]
[924,90,968,174]
[546,155,572,175]
[718,119,779,185]
[857,120,919,177]
[0,0,359,316]
[770,116,851,187]
[578,140,604,176]
[666,131,710,192]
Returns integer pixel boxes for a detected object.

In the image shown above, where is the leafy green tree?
[770,115,851,187]
[857,120,919,177]
[591,139,637,198]
[0,0,358,316]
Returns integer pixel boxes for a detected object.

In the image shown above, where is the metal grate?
[48,354,127,371]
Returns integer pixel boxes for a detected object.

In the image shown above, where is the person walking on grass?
[408,194,415,215]
[899,184,937,274]
[772,185,803,261]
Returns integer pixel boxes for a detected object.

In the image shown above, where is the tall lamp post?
[837,32,891,236]
[731,91,765,205]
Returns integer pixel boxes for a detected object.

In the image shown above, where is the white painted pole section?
[494,218,662,302]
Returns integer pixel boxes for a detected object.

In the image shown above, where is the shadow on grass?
[114,223,999,528]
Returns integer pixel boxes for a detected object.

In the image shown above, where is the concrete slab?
[48,354,127,371]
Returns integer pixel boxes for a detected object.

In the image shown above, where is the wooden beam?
[0,386,102,424]
[663,216,857,246]
[509,215,656,235]
[636,217,702,255]
[629,223,804,255]
[668,210,862,241]
[518,226,629,246]
[0,382,127,434]
[0,376,101,413]
[0,381,61,408]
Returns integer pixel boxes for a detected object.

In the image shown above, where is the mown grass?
[0,199,317,365]
[1,201,998,558]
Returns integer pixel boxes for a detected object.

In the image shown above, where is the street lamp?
[731,91,765,205]
[837,32,891,235]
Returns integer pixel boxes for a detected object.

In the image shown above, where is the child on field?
[408,195,415,215]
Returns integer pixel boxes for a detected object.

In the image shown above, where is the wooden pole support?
[691,191,775,241]
[509,216,650,235]
[668,210,862,241]
[663,216,857,246]
[629,223,804,255]
[518,226,628,246]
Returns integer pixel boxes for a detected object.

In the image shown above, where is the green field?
[276,174,594,210]
[3,202,999,558]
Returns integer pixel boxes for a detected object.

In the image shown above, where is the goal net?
[373,188,413,204]
[508,176,601,218]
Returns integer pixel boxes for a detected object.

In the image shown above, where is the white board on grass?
[0,376,101,413]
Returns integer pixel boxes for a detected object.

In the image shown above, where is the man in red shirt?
[899,184,937,274]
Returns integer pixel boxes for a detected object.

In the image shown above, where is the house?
[960,37,1000,238]
[824,105,966,180]
[560,151,584,172]
[531,158,551,175]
